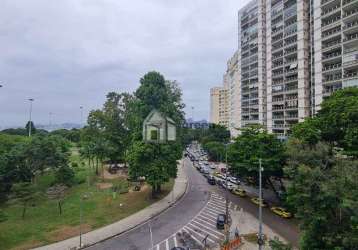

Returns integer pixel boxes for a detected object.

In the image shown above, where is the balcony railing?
[344,20,358,30]
[344,71,358,78]
[322,15,341,27]
[323,63,342,71]
[322,51,342,60]
[343,8,358,18]
[322,39,341,49]
[321,5,341,17]
[344,32,358,42]
[323,73,342,82]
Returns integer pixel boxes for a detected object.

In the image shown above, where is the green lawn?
[0,147,174,250]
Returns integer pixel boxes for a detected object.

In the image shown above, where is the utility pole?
[28,98,34,137]
[80,106,83,126]
[149,219,154,250]
[258,158,264,250]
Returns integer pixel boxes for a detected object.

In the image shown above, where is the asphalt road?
[86,158,210,250]
[87,157,299,250]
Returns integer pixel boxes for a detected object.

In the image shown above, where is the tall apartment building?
[266,0,311,136]
[210,86,229,127]
[226,51,241,137]
[238,0,268,128]
[211,0,358,137]
[313,0,358,112]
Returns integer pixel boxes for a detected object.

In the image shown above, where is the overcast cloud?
[0,0,248,128]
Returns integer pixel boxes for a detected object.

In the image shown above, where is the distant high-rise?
[210,86,229,127]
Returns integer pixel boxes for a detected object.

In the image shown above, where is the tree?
[55,166,75,187]
[46,184,67,215]
[200,124,230,144]
[25,121,36,135]
[202,141,225,162]
[12,182,38,219]
[228,125,286,197]
[127,141,181,198]
[269,237,292,250]
[285,140,358,249]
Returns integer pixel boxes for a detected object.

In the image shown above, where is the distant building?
[184,118,209,129]
[210,86,229,127]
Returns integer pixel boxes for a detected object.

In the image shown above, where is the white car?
[229,177,240,185]
[210,164,216,169]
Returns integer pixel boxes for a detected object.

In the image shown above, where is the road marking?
[205,206,224,215]
[200,211,218,220]
[165,239,169,250]
[234,205,238,210]
[197,214,217,223]
[174,235,178,247]
[156,244,159,250]
[207,203,225,212]
[194,216,218,227]
[202,209,218,217]
[190,220,225,237]
[182,227,207,245]
[183,226,214,243]
[187,223,221,240]
[209,199,226,207]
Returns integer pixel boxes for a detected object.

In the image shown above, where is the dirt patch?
[47,224,92,242]
[10,240,44,250]
[103,165,128,180]
[96,182,113,190]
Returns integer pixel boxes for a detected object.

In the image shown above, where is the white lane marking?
[165,239,169,250]
[206,207,224,215]
[194,216,218,227]
[200,211,218,220]
[157,244,160,250]
[208,204,226,211]
[182,228,207,245]
[190,220,225,237]
[187,223,221,240]
[183,226,214,243]
[234,205,238,210]
[202,209,218,217]
[208,200,226,208]
[197,214,217,223]
[174,235,178,247]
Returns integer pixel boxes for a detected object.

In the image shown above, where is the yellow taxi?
[270,207,292,218]
[250,197,268,207]
[232,188,247,197]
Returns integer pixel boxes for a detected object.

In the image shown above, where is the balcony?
[322,39,342,51]
[322,15,341,28]
[321,4,341,18]
[322,0,340,7]
[322,50,342,62]
[323,73,342,83]
[344,71,358,79]
[322,26,341,40]
[343,32,358,43]
[343,0,358,9]
[322,63,342,71]
[343,8,358,20]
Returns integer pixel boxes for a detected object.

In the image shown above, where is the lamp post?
[79,193,89,248]
[28,98,34,137]
[258,158,264,250]
[225,143,229,242]
[80,106,83,126]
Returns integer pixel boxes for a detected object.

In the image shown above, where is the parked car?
[250,197,268,207]
[226,183,235,191]
[216,214,226,229]
[207,176,216,185]
[270,207,292,218]
[210,164,216,169]
[232,188,247,197]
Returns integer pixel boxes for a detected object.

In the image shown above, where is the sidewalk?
[34,160,188,250]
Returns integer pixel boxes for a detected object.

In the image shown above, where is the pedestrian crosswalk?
[151,193,236,250]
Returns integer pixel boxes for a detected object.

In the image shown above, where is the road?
[87,157,299,250]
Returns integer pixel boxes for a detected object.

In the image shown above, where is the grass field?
[0,147,174,250]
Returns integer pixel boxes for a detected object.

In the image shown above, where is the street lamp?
[79,193,89,248]
[258,158,264,249]
[225,143,230,242]
[80,106,83,126]
[28,98,34,137]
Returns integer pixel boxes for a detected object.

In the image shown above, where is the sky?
[0,0,248,128]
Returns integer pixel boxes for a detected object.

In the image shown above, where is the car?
[225,182,236,191]
[270,207,292,218]
[213,171,220,177]
[232,188,247,197]
[207,176,216,185]
[210,164,216,169]
[216,214,226,229]
[250,197,268,207]
[228,177,240,185]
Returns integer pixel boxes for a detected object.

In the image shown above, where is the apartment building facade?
[210,0,358,137]
[313,0,358,112]
[210,86,229,127]
[238,0,268,129]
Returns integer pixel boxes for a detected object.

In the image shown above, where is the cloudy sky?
[0,0,247,128]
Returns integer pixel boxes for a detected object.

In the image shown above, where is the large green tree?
[228,125,286,196]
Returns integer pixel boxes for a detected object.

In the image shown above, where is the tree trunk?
[96,158,99,176]
[58,200,62,215]
[156,184,161,194]
[101,160,104,181]
[22,201,27,219]
[151,185,156,199]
